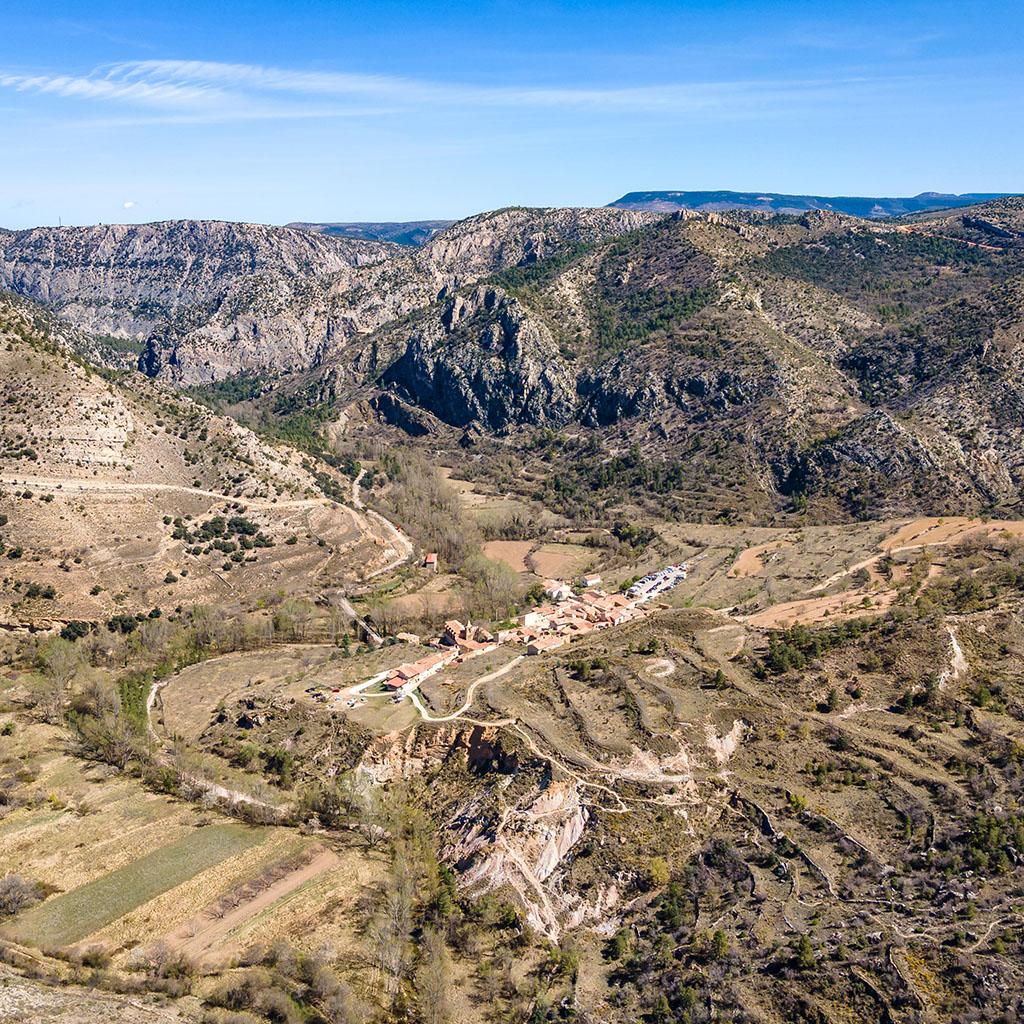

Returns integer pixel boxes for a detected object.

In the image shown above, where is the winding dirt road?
[351,467,366,509]
[146,674,289,819]
[408,656,525,722]
[0,475,328,509]
[364,508,415,579]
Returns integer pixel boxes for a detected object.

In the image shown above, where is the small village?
[320,562,688,707]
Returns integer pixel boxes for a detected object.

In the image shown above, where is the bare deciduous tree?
[138,616,172,654]
[0,874,42,916]
[38,637,82,723]
[416,928,453,1024]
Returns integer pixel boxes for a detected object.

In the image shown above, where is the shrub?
[60,620,94,642]
[0,874,43,916]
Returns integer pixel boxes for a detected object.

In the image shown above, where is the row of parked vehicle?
[626,563,688,602]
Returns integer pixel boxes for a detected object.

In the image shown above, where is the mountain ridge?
[0,206,661,383]
[294,196,1024,522]
[6,198,1024,522]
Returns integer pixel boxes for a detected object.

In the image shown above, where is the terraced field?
[7,824,266,948]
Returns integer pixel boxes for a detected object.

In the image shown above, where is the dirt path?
[695,620,971,805]
[698,622,748,659]
[0,474,324,509]
[939,625,968,688]
[965,914,1018,953]
[162,847,340,966]
[145,678,167,745]
[895,225,1007,253]
[407,683,637,814]
[335,591,383,646]
[351,467,366,509]
[364,509,415,579]
[408,656,525,722]
[808,552,885,594]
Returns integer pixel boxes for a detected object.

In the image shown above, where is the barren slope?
[0,293,406,627]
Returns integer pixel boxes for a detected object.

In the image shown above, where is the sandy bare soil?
[727,540,792,578]
[529,543,594,580]
[482,540,534,573]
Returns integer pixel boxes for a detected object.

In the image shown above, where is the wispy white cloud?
[100,58,898,113]
[0,65,392,125]
[0,71,219,107]
[0,57,910,125]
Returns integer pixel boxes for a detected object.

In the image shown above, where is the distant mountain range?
[286,220,454,246]
[286,194,1019,248]
[608,190,1016,218]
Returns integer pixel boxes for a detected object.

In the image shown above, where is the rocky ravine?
[314,199,1024,519]
[356,717,737,941]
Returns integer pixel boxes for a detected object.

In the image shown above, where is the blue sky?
[1,0,1022,227]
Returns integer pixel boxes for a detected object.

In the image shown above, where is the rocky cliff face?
[356,722,614,940]
[328,210,859,452]
[449,779,594,939]
[293,198,1024,521]
[379,286,577,432]
[0,220,394,347]
[0,208,660,384]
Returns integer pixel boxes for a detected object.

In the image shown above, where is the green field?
[6,823,266,948]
